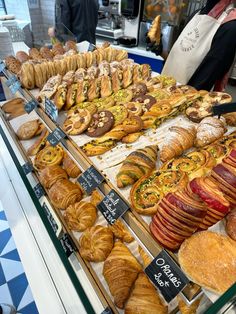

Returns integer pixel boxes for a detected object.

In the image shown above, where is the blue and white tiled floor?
[0,209,39,314]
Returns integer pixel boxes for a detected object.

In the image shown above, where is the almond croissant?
[160,126,196,162]
[116,145,158,188]
[103,241,142,309]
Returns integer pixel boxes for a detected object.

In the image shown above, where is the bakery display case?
[1,41,236,314]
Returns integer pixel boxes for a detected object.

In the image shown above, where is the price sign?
[42,202,58,234]
[88,43,96,52]
[145,250,189,303]
[0,61,5,72]
[101,307,113,314]
[9,80,21,94]
[97,189,129,225]
[33,183,45,200]
[47,128,66,146]
[45,97,58,122]
[24,100,37,114]
[6,75,16,87]
[77,165,104,194]
[60,233,76,257]
[22,161,33,175]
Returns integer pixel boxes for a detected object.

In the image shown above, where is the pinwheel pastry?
[195,117,226,148]
[34,145,64,170]
[48,179,83,209]
[116,145,158,188]
[206,143,228,164]
[160,126,196,163]
[39,165,68,189]
[64,201,97,231]
[79,225,114,262]
[103,241,142,309]
[82,125,127,156]
[189,176,230,230]
[178,231,236,294]
[150,186,207,250]
[63,108,92,135]
[108,220,134,243]
[62,154,81,178]
[130,170,188,215]
[113,89,133,105]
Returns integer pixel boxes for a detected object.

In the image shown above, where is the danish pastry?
[34,145,64,170]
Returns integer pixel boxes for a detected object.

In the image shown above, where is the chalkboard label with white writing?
[101,307,113,314]
[25,100,37,114]
[22,161,33,175]
[9,80,21,94]
[33,183,45,200]
[77,165,104,194]
[6,75,17,87]
[42,202,58,234]
[145,250,189,303]
[47,127,66,146]
[60,233,76,257]
[45,98,58,122]
[0,61,5,72]
[97,189,129,225]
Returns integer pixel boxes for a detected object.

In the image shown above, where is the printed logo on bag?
[145,250,189,303]
[77,165,104,194]
[180,27,200,52]
[97,189,129,225]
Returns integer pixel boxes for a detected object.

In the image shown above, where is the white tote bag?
[162,11,228,84]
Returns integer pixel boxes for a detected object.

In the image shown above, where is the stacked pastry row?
[6,45,128,90]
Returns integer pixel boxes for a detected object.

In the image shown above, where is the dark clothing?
[55,0,99,44]
[187,1,236,90]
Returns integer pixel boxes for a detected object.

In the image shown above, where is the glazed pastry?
[148,15,161,44]
[29,48,42,60]
[2,97,25,119]
[87,78,100,101]
[103,241,142,309]
[62,154,81,178]
[39,165,68,189]
[117,145,158,188]
[122,116,143,134]
[115,49,128,61]
[5,56,22,74]
[125,272,167,314]
[150,187,207,250]
[17,119,41,140]
[132,64,143,83]
[108,220,134,243]
[86,66,99,80]
[90,190,103,206]
[177,295,202,314]
[27,128,49,156]
[76,80,89,104]
[52,43,65,55]
[130,170,188,215]
[100,75,113,98]
[19,62,35,89]
[133,95,156,110]
[160,126,196,162]
[206,143,227,163]
[64,201,97,231]
[63,108,92,135]
[125,102,143,117]
[93,96,115,110]
[74,68,86,81]
[16,51,30,63]
[86,110,114,137]
[34,145,64,170]
[129,82,147,98]
[64,83,77,110]
[62,70,75,85]
[40,47,54,60]
[79,225,114,262]
[65,40,77,52]
[98,61,110,76]
[195,117,226,147]
[121,132,143,144]
[141,64,151,81]
[69,101,97,116]
[113,89,133,105]
[38,74,62,101]
[54,85,67,110]
[107,105,128,126]
[48,179,83,209]
[122,66,133,88]
[111,69,122,93]
[178,231,236,294]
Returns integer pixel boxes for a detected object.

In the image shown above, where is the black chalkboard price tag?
[0,61,5,72]
[42,202,58,234]
[24,100,37,114]
[45,97,58,122]
[97,189,129,225]
[47,127,66,146]
[145,250,189,303]
[22,161,34,175]
[33,183,45,200]
[6,75,16,87]
[77,165,104,194]
[101,307,113,314]
[60,233,76,257]
[9,80,21,94]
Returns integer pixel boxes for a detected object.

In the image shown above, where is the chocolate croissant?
[116,145,158,188]
[39,165,68,189]
[103,241,142,309]
[63,154,81,178]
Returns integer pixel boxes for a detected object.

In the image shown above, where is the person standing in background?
[55,0,99,44]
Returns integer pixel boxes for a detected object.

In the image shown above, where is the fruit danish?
[34,145,64,170]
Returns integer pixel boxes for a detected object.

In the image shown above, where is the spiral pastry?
[206,143,227,163]
[34,145,64,170]
[155,170,188,194]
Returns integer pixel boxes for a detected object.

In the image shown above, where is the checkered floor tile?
[0,209,38,314]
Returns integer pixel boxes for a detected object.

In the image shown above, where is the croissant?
[39,165,68,189]
[116,145,158,188]
[63,154,81,178]
[79,225,114,262]
[103,241,142,309]
[108,220,134,243]
[160,126,196,162]
[125,272,167,314]
[64,201,97,231]
[90,190,103,207]
[48,179,83,209]
[138,246,151,267]
[177,295,202,314]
